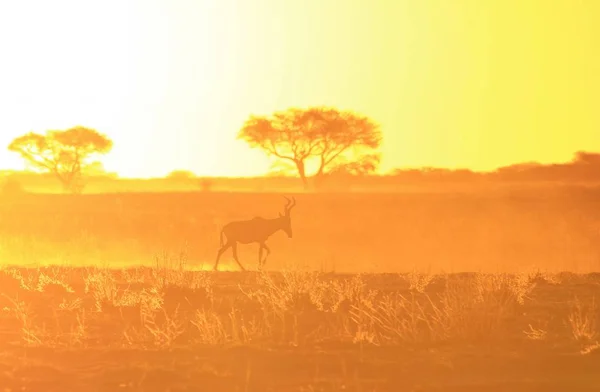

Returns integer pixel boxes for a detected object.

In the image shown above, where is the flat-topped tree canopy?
[238,106,382,189]
[7,126,113,194]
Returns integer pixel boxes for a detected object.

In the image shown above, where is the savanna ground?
[0,188,599,391]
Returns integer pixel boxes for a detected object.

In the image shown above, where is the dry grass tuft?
[0,265,595,356]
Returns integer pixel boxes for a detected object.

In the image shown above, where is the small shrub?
[0,177,26,197]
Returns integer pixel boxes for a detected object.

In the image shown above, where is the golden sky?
[0,0,598,178]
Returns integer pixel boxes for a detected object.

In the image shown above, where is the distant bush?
[167,170,196,180]
[0,177,26,198]
[198,178,213,192]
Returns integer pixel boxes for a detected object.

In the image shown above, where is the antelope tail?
[219,228,225,247]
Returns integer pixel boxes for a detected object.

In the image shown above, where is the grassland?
[0,189,598,391]
[0,188,599,272]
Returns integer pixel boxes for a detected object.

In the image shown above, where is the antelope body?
[214,197,296,271]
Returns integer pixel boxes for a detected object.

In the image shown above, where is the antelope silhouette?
[214,196,296,271]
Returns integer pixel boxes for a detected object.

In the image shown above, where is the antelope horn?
[287,196,296,212]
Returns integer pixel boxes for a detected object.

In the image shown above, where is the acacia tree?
[8,126,113,193]
[238,106,382,189]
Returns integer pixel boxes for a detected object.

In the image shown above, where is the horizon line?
[0,155,597,181]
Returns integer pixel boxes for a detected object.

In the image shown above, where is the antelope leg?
[262,243,271,267]
[231,243,245,271]
[214,243,231,271]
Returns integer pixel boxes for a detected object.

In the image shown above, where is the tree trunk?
[316,155,325,177]
[56,171,84,194]
[295,160,309,190]
[55,173,72,194]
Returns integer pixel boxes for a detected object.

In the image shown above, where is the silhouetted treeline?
[2,151,599,194]
[392,151,600,184]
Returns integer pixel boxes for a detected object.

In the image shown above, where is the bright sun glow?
[0,1,135,173]
[0,0,599,177]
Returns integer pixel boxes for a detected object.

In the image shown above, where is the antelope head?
[279,196,296,238]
